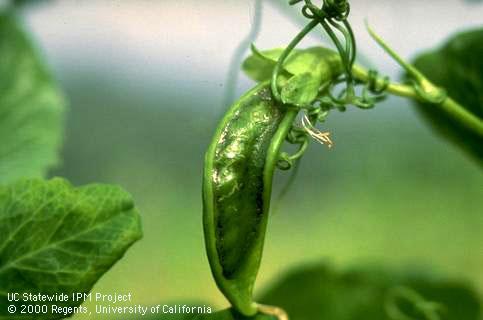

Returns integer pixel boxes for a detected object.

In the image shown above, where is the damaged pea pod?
[203,47,343,317]
[202,81,297,316]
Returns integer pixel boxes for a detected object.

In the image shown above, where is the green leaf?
[284,47,341,77]
[242,46,341,84]
[411,28,483,164]
[258,264,481,320]
[0,13,66,184]
[0,178,142,319]
[192,308,276,320]
[281,72,322,106]
[250,45,285,63]
[242,46,341,108]
[241,46,289,83]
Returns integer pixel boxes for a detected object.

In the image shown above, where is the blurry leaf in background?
[258,263,481,320]
[12,0,50,6]
[0,178,142,319]
[0,12,65,184]
[134,307,276,320]
[411,28,483,165]
[192,309,276,320]
[125,303,213,320]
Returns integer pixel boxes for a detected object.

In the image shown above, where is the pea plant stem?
[351,65,483,138]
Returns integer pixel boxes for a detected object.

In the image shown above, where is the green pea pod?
[203,81,297,316]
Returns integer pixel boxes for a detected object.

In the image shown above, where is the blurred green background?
[17,1,483,318]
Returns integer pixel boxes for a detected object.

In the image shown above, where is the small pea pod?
[203,81,297,316]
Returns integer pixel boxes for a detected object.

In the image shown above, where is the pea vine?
[202,0,483,319]
[269,0,483,171]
